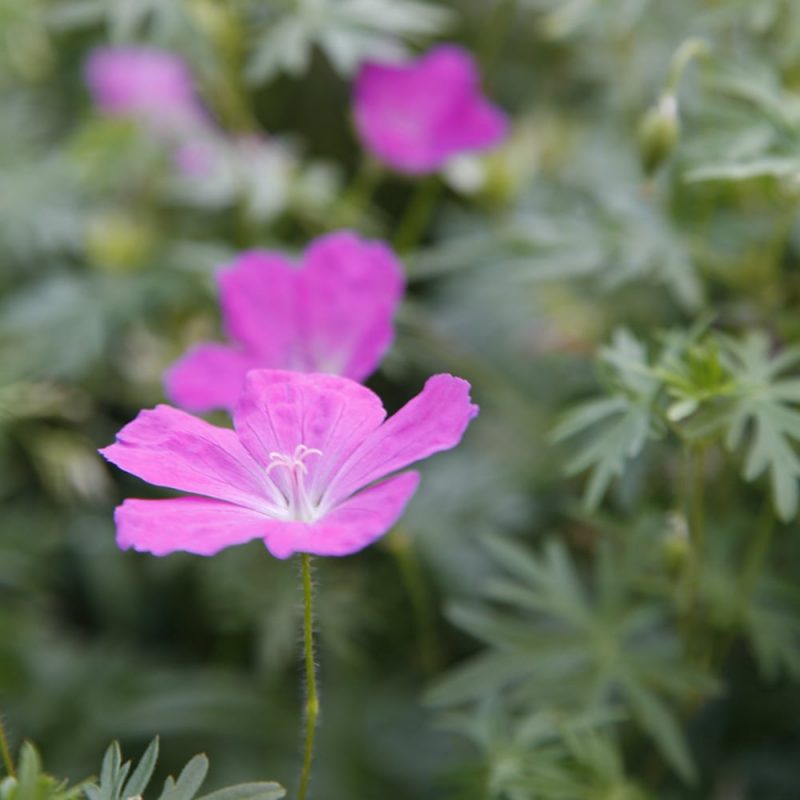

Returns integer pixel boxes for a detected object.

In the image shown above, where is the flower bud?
[638,94,680,176]
[662,512,691,572]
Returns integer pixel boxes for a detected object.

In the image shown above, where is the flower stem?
[0,716,14,778]
[297,554,318,800]
[393,177,442,254]
[337,158,383,229]
[387,528,440,675]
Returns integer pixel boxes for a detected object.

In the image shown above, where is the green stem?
[740,499,775,603]
[666,38,711,94]
[387,528,440,675]
[479,0,517,80]
[0,716,14,778]
[689,446,706,564]
[337,158,383,229]
[296,554,318,800]
[393,178,442,254]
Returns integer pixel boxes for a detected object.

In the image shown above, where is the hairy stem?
[0,716,15,778]
[297,554,318,800]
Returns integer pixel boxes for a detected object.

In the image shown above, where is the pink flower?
[100,370,478,559]
[353,44,508,175]
[165,231,404,413]
[85,47,207,134]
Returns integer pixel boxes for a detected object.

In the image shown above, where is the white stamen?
[266,445,323,521]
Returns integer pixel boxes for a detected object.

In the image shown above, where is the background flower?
[85,46,208,135]
[165,231,405,412]
[353,44,508,174]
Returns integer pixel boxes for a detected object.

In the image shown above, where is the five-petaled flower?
[353,44,508,175]
[100,370,478,559]
[165,231,404,413]
[85,46,207,135]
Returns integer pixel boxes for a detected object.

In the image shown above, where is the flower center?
[266,444,323,522]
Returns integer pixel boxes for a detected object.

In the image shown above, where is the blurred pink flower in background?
[165,231,405,413]
[101,370,478,559]
[85,46,208,135]
[353,44,508,174]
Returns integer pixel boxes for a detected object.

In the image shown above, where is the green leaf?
[685,156,800,182]
[618,674,695,783]
[158,756,208,800]
[121,739,159,799]
[719,333,800,520]
[245,0,451,83]
[197,783,286,800]
[553,330,663,507]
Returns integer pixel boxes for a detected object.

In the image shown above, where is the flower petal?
[327,374,478,503]
[115,497,269,556]
[299,231,404,381]
[262,471,420,559]
[233,370,386,498]
[100,404,276,510]
[353,45,506,174]
[164,342,261,413]
[218,251,301,363]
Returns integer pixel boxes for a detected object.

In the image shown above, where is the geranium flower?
[100,370,478,559]
[85,47,207,135]
[165,231,404,413]
[353,44,508,175]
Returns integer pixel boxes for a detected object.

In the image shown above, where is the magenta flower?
[85,46,207,134]
[353,44,508,175]
[165,231,404,413]
[100,370,478,559]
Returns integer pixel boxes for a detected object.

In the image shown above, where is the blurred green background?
[3,1,800,798]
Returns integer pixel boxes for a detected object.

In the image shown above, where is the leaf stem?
[297,554,318,800]
[0,716,15,778]
[393,178,442,254]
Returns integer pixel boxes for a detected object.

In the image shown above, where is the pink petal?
[100,404,276,510]
[218,251,301,364]
[115,497,269,556]
[326,374,479,503]
[353,44,507,174]
[85,47,205,133]
[164,342,261,414]
[299,231,404,381]
[262,471,421,559]
[233,370,386,499]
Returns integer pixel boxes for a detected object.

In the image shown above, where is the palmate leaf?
[245,0,452,83]
[718,333,800,521]
[85,740,285,800]
[552,330,664,508]
[428,537,713,783]
[0,743,87,800]
[48,0,190,42]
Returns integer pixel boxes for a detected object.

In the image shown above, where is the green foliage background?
[2,1,800,798]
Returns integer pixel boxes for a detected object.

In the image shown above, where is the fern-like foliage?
[552,330,665,508]
[85,740,285,800]
[428,537,716,783]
